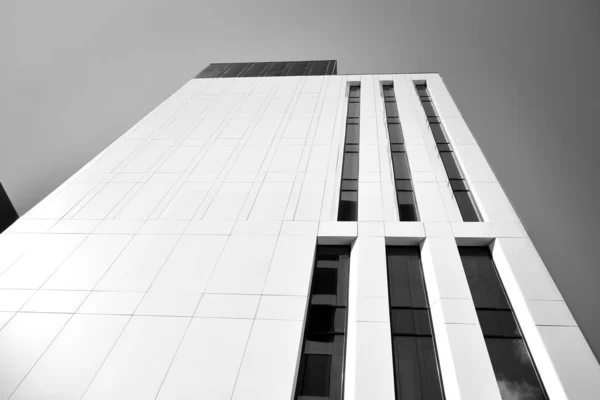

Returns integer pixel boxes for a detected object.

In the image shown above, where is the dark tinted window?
[312,268,337,295]
[338,85,360,222]
[459,248,548,399]
[384,84,419,222]
[392,153,411,179]
[299,355,331,396]
[455,192,481,222]
[342,153,359,179]
[440,152,462,179]
[388,123,404,144]
[397,192,419,222]
[295,246,350,400]
[415,82,481,222]
[387,247,444,400]
[338,194,358,221]
[393,336,444,400]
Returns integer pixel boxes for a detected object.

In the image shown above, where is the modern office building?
[0,61,598,400]
[0,182,18,233]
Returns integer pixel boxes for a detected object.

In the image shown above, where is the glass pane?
[450,179,469,191]
[349,86,361,98]
[460,248,509,308]
[393,336,444,400]
[392,153,411,179]
[385,101,399,117]
[383,85,395,97]
[478,310,521,338]
[430,123,447,143]
[346,124,359,144]
[391,144,405,153]
[313,268,338,295]
[387,251,427,307]
[338,198,357,221]
[345,144,359,153]
[392,309,432,335]
[299,354,331,396]
[387,123,404,144]
[395,180,413,191]
[307,305,335,334]
[397,192,419,222]
[440,152,462,179]
[348,102,360,118]
[342,153,359,179]
[455,191,482,222]
[486,338,548,400]
[341,180,358,191]
[422,101,437,117]
[437,143,452,152]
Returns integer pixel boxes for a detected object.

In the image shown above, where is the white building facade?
[0,64,599,399]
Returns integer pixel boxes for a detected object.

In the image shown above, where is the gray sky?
[2,0,599,358]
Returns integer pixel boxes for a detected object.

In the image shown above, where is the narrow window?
[386,247,445,400]
[383,84,419,221]
[459,247,548,400]
[338,84,360,221]
[295,246,350,400]
[414,83,482,221]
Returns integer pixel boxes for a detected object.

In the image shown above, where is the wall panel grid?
[1,72,598,400]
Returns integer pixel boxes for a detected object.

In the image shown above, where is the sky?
[1,0,599,358]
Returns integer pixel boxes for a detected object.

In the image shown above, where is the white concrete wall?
[0,73,597,400]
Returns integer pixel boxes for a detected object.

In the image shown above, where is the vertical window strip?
[295,246,351,400]
[414,83,482,222]
[459,247,548,400]
[386,247,445,400]
[337,84,360,221]
[382,84,419,221]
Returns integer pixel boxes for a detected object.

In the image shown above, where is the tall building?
[0,61,598,400]
[0,182,18,233]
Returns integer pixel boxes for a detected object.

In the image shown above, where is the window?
[295,246,350,400]
[459,247,548,400]
[386,247,444,400]
[383,84,419,221]
[414,83,481,222]
[338,84,360,221]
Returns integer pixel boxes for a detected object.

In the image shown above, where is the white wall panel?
[11,315,129,400]
[232,320,303,400]
[0,234,85,289]
[157,318,253,400]
[150,235,227,294]
[96,235,179,292]
[83,316,188,400]
[205,235,277,295]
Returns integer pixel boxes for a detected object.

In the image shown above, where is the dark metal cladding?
[196,60,338,78]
